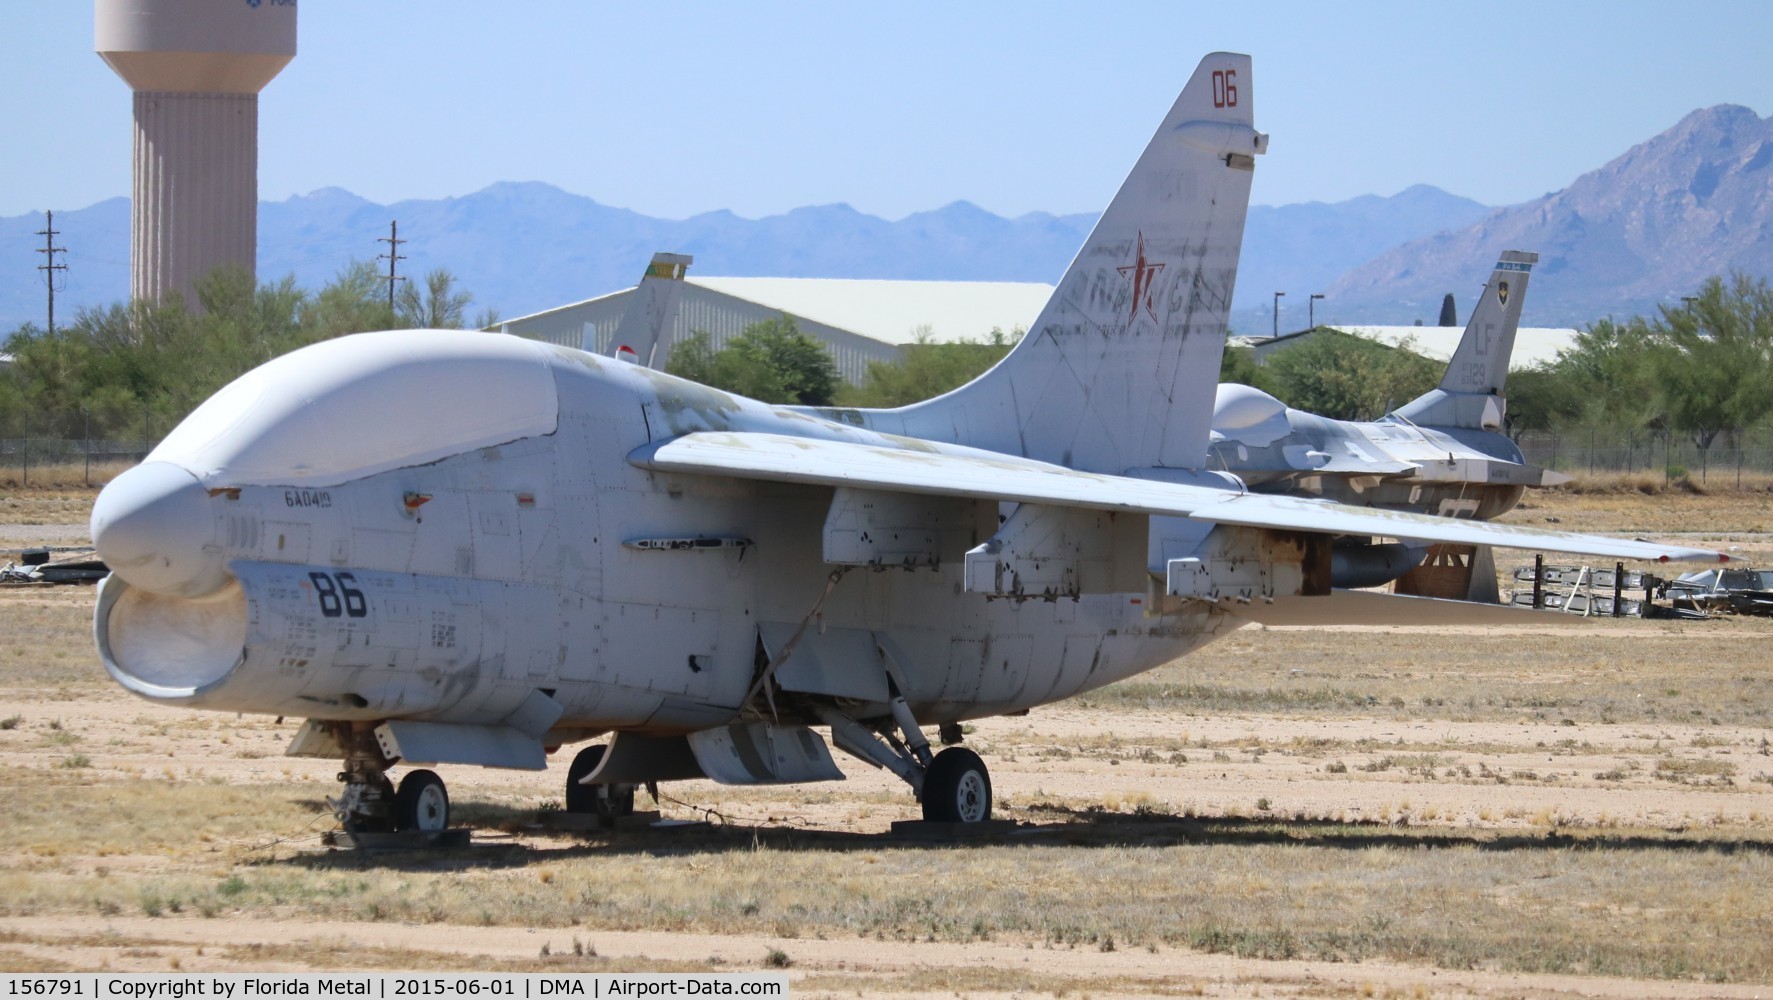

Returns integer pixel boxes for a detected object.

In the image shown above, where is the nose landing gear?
[326,722,453,836]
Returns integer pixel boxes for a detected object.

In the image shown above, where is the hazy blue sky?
[5,2,1772,220]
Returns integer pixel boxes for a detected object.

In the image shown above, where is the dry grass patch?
[0,770,332,873]
[0,588,103,691]
[7,782,1771,983]
[1092,626,1773,726]
[0,467,126,492]
[1503,482,1773,538]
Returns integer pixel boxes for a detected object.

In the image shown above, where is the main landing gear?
[327,723,452,834]
[922,746,992,823]
[818,696,995,824]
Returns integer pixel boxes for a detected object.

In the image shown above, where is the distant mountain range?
[1326,105,1773,327]
[4,105,1768,335]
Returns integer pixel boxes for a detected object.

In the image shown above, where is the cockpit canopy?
[149,330,560,487]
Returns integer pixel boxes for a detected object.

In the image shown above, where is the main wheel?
[921,746,992,823]
[565,744,635,818]
[394,769,449,832]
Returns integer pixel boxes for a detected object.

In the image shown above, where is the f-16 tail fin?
[838,54,1266,474]
[1394,250,1536,431]
[610,252,693,369]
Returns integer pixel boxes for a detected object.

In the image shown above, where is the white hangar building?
[1237,324,1580,369]
[498,277,1054,384]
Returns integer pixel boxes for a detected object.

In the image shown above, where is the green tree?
[664,315,840,406]
[1542,316,1664,461]
[1647,274,1773,480]
[301,261,394,338]
[1217,341,1276,395]
[838,326,1021,407]
[664,331,720,386]
[1497,364,1564,441]
[1262,330,1440,421]
[1,259,485,446]
[397,268,474,329]
[1438,294,1458,327]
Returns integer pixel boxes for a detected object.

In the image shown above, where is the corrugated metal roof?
[687,277,1053,346]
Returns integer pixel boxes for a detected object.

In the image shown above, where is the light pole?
[1309,293,1325,330]
[1273,291,1286,337]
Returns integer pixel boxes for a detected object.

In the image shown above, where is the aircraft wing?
[632,431,1728,564]
[1223,589,1614,627]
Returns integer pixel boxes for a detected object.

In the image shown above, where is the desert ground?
[1,485,1771,998]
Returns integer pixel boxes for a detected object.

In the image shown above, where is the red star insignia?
[1116,231,1166,323]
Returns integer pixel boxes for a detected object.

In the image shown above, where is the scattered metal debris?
[1508,559,1773,620]
[0,548,107,586]
[1509,558,1655,618]
[1664,568,1773,617]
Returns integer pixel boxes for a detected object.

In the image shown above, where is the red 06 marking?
[1212,69,1238,108]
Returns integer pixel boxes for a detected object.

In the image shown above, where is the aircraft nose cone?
[92,462,227,597]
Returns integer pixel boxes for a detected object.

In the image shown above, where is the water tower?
[95,0,297,309]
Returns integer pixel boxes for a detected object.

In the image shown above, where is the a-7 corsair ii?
[90,54,1727,835]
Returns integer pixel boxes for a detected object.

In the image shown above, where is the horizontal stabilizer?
[633,431,1729,565]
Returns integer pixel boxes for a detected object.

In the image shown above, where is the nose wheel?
[394,769,450,832]
[327,723,453,836]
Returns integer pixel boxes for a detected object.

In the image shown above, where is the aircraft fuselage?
[96,335,1225,747]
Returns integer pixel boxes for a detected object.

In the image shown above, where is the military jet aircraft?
[1209,251,1566,590]
[89,53,1727,836]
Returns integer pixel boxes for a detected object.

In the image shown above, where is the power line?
[376,220,407,314]
[35,210,67,335]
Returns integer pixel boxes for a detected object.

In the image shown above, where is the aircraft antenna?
[35,211,67,336]
[377,219,407,316]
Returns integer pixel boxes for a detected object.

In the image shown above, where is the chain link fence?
[1514,429,1773,484]
[1,439,153,487]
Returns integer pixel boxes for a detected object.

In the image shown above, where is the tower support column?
[131,91,260,307]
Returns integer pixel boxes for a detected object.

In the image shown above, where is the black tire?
[394,769,449,832]
[565,743,635,818]
[921,746,992,823]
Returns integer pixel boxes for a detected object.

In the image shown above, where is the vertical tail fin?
[610,252,693,369]
[1394,250,1536,430]
[851,54,1266,474]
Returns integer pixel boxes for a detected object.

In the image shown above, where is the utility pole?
[35,211,67,335]
[1272,291,1286,338]
[377,220,407,316]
